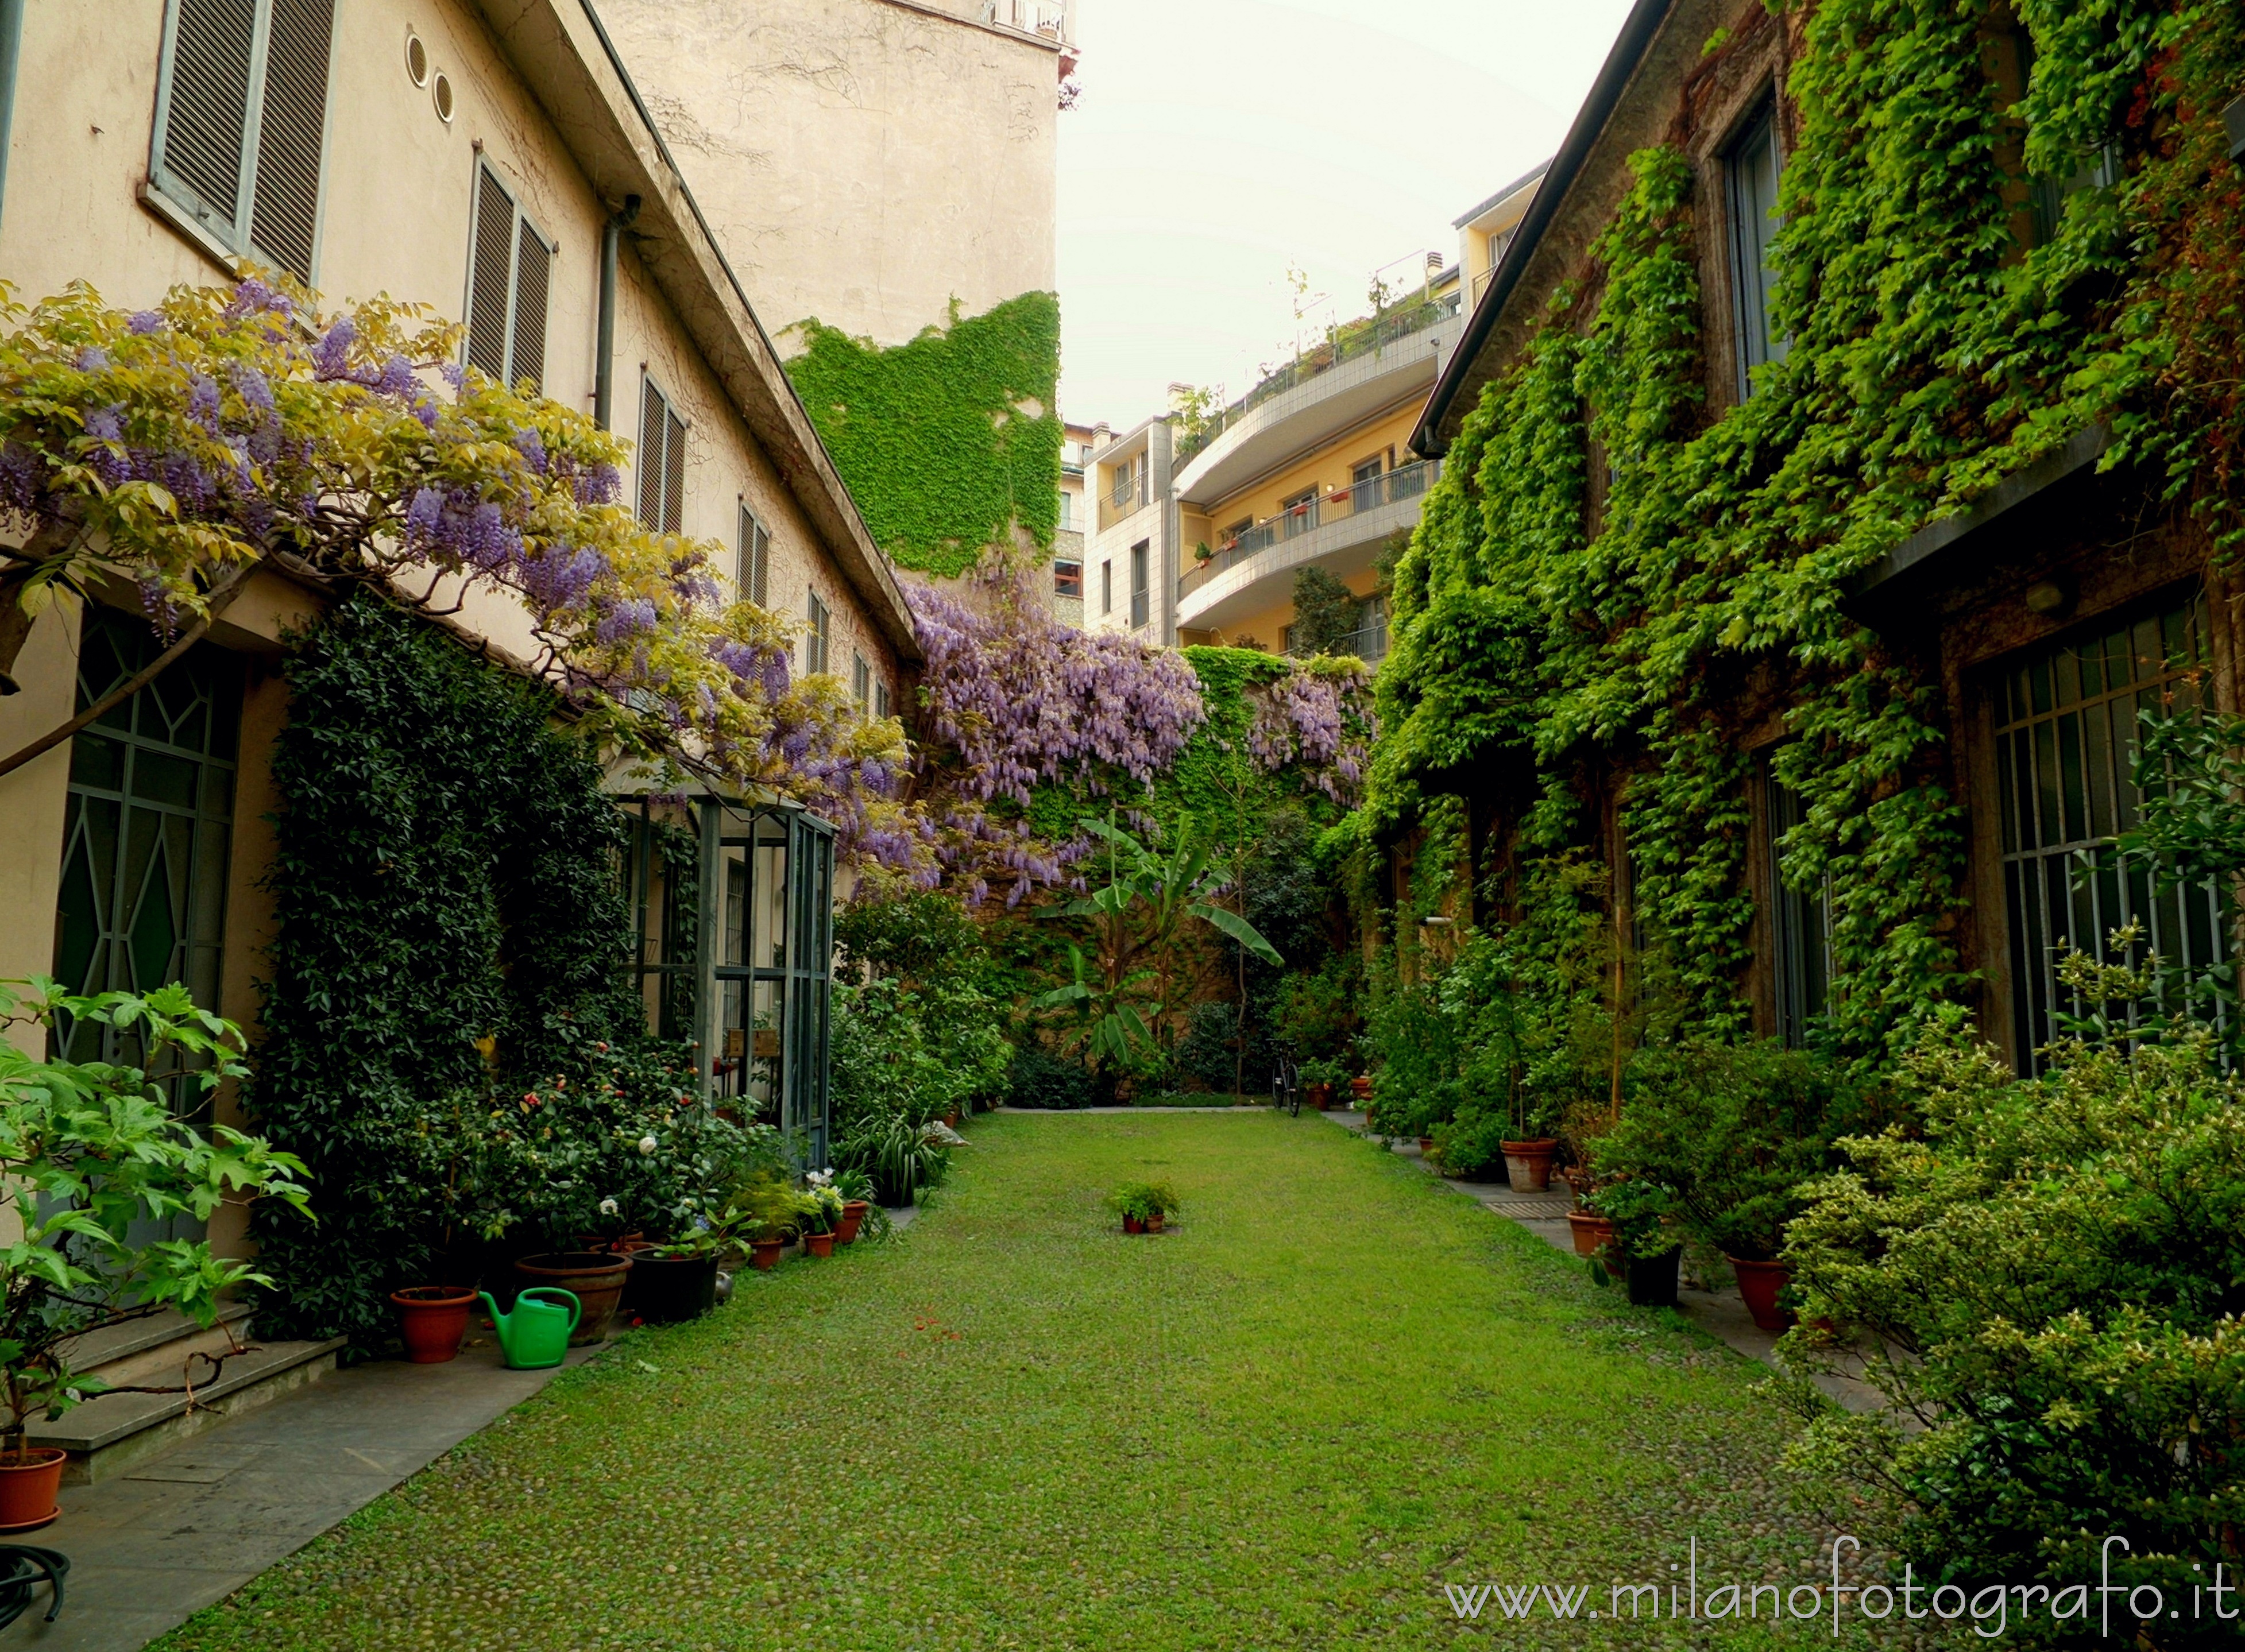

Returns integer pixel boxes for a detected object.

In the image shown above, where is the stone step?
[32,1313,347,1484]
[52,1301,253,1372]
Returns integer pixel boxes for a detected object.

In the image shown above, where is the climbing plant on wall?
[1366,0,2245,1067]
[786,293,1062,578]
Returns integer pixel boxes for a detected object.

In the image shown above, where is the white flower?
[637,1135,658,1155]
[598,1198,619,1217]
[806,1169,834,1188]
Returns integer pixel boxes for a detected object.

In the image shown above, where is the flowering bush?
[0,277,914,867]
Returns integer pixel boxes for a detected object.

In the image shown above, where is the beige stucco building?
[0,0,915,1204]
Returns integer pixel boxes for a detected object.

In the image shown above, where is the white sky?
[1054,0,1637,431]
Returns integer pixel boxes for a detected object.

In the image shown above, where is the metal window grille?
[150,0,336,281]
[1996,593,2229,1071]
[737,505,771,605]
[637,378,686,535]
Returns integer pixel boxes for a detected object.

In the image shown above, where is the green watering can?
[480,1287,579,1369]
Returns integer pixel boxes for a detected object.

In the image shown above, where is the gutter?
[1410,0,1675,459]
[593,194,641,431]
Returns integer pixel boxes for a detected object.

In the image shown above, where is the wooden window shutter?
[637,381,668,529]
[739,506,771,606]
[245,0,334,281]
[510,216,550,393]
[156,0,260,227]
[465,168,515,383]
[662,405,686,536]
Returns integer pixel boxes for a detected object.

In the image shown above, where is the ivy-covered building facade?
[1376,0,2245,1073]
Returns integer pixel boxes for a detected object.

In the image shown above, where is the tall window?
[737,504,771,605]
[1129,541,1150,629]
[1100,559,1113,616]
[463,164,552,393]
[874,683,892,721]
[1763,761,1830,1048]
[149,0,337,281]
[1996,594,2229,1071]
[851,652,871,711]
[1726,98,1786,397]
[637,378,686,535]
[805,592,830,676]
[1057,489,1073,531]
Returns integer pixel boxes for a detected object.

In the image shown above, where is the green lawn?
[158,1114,1908,1650]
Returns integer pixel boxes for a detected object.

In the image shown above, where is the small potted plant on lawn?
[1297,1057,1344,1112]
[1106,1181,1179,1235]
[0,980,312,1526]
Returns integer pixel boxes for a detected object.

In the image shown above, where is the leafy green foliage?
[1286,566,1359,657]
[785,294,1062,577]
[0,980,310,1450]
[1104,1180,1180,1221]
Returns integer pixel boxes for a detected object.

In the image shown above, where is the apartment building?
[1052,419,1105,626]
[1083,418,1179,640]
[0,0,918,1191]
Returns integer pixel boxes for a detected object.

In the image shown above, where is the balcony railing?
[1177,461,1440,601]
[1100,468,1150,533]
[982,0,1070,39]
[1171,292,1463,469]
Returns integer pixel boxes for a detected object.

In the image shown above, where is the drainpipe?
[593,194,641,431]
[0,0,25,233]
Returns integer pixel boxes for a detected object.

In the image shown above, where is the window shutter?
[662,407,687,536]
[637,381,667,529]
[157,0,259,227]
[739,507,771,606]
[465,168,515,383]
[246,0,335,281]
[510,216,550,393]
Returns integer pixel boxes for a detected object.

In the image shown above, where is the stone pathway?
[1319,1109,1885,1415]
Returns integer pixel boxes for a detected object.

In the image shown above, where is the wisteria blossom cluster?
[1247,657,1375,805]
[0,277,915,867]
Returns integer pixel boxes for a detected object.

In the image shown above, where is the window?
[1100,559,1113,616]
[805,592,830,676]
[737,504,771,605]
[463,164,552,393]
[1057,489,1073,531]
[637,378,687,535]
[875,683,892,721]
[851,651,871,711]
[1763,761,1830,1049]
[149,0,337,281]
[1996,594,2229,1071]
[1725,98,1786,397]
[1281,622,1298,656]
[1054,560,1083,599]
[1129,540,1150,629]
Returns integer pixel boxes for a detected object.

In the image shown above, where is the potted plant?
[389,1285,480,1363]
[0,980,312,1526]
[1107,1181,1179,1235]
[733,1174,811,1271]
[801,1174,846,1258]
[1597,1180,1682,1306]
[832,1167,883,1244]
[1298,1056,1344,1112]
[513,1250,635,1343]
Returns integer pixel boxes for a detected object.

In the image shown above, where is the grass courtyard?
[156,1113,1904,1651]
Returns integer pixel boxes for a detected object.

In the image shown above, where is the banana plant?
[1034,816,1281,1071]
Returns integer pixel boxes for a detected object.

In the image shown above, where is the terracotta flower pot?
[1416,1135,1436,1153]
[1350,1076,1373,1102]
[1122,1213,1145,1235]
[1147,1211,1166,1233]
[574,1232,646,1253]
[1501,1138,1559,1191]
[389,1285,477,1363]
[1566,1212,1614,1260]
[1730,1257,1796,1333]
[749,1237,786,1271]
[941,1108,962,1129]
[513,1252,633,1344]
[0,1449,66,1532]
[804,1230,837,1258]
[836,1200,870,1244]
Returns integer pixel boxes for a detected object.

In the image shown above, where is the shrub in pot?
[389,1286,478,1363]
[1298,1056,1346,1112]
[0,980,312,1522]
[1107,1181,1179,1235]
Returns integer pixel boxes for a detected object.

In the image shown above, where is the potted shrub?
[832,1167,884,1244]
[801,1175,846,1258]
[0,980,312,1526]
[1107,1181,1179,1235]
[389,1286,480,1363]
[1298,1057,1345,1112]
[513,1251,634,1343]
[1597,1181,1682,1306]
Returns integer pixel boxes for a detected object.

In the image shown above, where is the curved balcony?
[1176,460,1438,631]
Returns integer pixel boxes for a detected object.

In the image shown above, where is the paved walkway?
[1317,1109,1884,1415]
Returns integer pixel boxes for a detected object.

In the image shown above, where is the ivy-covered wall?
[1368,0,2245,1067]
[786,293,1062,578]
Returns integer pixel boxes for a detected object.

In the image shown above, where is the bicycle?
[1269,1044,1301,1117]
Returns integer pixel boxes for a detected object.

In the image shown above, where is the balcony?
[1176,460,1438,630]
[981,0,1071,40]
[1099,469,1151,534]
[1171,292,1462,474]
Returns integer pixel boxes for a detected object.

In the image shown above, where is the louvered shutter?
[465,168,515,383]
[510,217,550,393]
[245,0,334,281]
[662,406,687,536]
[750,518,770,605]
[157,0,259,227]
[638,382,667,529]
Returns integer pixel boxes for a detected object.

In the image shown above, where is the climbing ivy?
[786,293,1062,577]
[1367,0,2245,1067]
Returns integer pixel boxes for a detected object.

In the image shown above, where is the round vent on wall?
[433,71,454,123]
[405,32,429,87]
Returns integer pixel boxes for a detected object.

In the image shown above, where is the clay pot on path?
[1501,1139,1559,1191]
[389,1285,477,1363]
[513,1253,633,1344]
[0,1450,66,1533]
[1729,1256,1796,1333]
[1303,1083,1334,1112]
[748,1237,786,1271]
[1350,1077,1373,1102]
[1566,1212,1614,1260]
[836,1200,870,1244]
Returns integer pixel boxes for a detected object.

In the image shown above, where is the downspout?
[593,194,641,431]
[0,0,25,233]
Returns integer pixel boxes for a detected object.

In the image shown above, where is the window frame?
[1723,94,1787,400]
[462,159,554,393]
[147,0,341,283]
[1129,540,1150,629]
[737,502,771,607]
[637,376,688,536]
[805,591,831,678]
[1100,559,1113,616]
